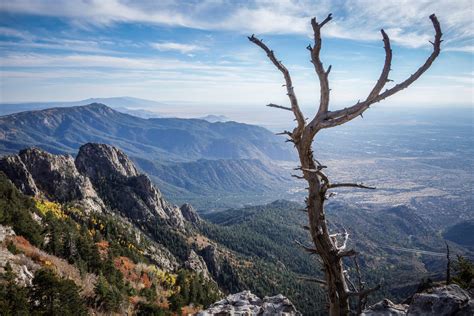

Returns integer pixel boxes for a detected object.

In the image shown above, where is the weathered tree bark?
[249,13,442,315]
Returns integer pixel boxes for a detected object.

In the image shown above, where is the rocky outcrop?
[363,284,473,316]
[198,291,301,315]
[407,284,473,315]
[184,250,212,280]
[75,142,138,179]
[0,143,187,228]
[200,245,221,278]
[76,143,184,228]
[0,148,104,213]
[180,203,201,224]
[0,154,39,196]
[361,299,407,315]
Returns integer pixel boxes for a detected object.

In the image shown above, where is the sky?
[0,0,473,117]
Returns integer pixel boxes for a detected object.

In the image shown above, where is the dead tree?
[249,13,442,315]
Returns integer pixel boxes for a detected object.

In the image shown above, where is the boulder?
[198,290,301,315]
[184,250,212,280]
[361,299,408,315]
[364,284,473,316]
[407,284,473,315]
[180,203,201,224]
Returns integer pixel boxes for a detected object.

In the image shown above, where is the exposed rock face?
[361,299,408,315]
[75,142,138,179]
[200,245,221,278]
[198,291,301,316]
[180,203,201,224]
[407,284,473,315]
[76,143,184,228]
[0,147,104,213]
[0,143,186,229]
[364,284,473,316]
[184,250,212,280]
[0,154,38,196]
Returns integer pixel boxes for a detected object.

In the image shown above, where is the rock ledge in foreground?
[197,290,301,316]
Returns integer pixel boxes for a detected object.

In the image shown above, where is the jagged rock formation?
[180,203,201,224]
[0,143,187,228]
[200,245,222,279]
[197,290,301,315]
[0,148,105,213]
[184,250,212,280]
[363,284,473,315]
[0,154,39,196]
[76,143,184,227]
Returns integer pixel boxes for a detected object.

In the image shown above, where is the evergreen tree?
[30,268,87,315]
[0,263,30,316]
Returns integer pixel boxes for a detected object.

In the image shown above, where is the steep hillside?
[200,200,472,306]
[0,144,326,314]
[0,171,220,315]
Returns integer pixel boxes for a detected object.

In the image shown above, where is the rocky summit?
[197,290,301,316]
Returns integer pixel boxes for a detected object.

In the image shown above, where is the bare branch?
[365,29,392,102]
[267,103,292,111]
[338,249,358,258]
[308,14,333,118]
[340,230,349,250]
[248,35,306,137]
[347,284,381,298]
[320,14,442,129]
[275,130,293,136]
[327,183,376,190]
[298,276,327,285]
[292,174,305,179]
[295,239,318,254]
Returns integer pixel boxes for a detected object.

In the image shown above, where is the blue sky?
[0,0,472,116]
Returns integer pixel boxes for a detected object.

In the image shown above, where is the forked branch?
[320,14,442,129]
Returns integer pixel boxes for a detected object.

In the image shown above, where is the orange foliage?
[141,271,152,288]
[181,306,201,315]
[95,240,109,257]
[13,235,31,248]
[114,256,139,283]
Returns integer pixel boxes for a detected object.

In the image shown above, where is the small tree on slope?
[248,13,442,316]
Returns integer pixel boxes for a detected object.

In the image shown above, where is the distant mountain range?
[0,103,297,209]
[0,97,231,121]
[0,97,165,116]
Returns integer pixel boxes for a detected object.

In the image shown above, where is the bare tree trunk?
[249,13,442,315]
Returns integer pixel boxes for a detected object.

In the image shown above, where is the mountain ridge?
[0,103,297,209]
[0,103,295,162]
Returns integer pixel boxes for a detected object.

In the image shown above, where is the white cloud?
[0,27,33,40]
[445,45,474,53]
[1,0,472,50]
[151,42,204,54]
